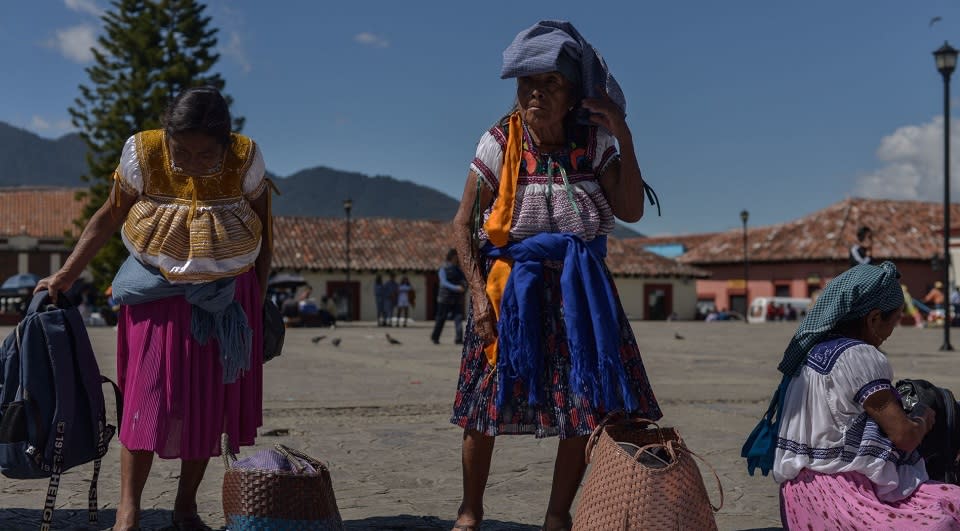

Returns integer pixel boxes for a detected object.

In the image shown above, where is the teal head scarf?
[778,261,904,376]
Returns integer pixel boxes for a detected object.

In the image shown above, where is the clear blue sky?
[3,1,960,236]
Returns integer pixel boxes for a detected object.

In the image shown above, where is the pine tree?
[69,0,242,289]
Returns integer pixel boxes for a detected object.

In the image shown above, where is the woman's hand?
[864,389,934,453]
[472,291,498,345]
[582,85,630,141]
[34,271,75,303]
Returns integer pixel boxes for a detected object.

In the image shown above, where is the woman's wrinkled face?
[517,72,575,130]
[168,130,224,174]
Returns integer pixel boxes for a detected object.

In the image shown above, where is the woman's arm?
[250,189,272,301]
[452,170,495,343]
[583,94,645,223]
[35,183,138,301]
[863,389,935,454]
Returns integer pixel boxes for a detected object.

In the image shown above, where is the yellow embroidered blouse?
[114,130,267,284]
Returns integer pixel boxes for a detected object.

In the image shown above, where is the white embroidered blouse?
[114,130,266,284]
[773,337,927,502]
[470,118,619,242]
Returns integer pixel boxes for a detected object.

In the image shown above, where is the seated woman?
[774,261,960,529]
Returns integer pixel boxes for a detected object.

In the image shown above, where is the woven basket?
[573,417,723,531]
[221,435,345,531]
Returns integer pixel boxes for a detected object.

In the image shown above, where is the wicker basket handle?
[221,433,238,469]
[275,444,328,474]
[671,441,725,512]
[585,416,662,465]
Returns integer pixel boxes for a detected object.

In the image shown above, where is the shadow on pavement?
[344,515,539,530]
[2,508,778,530]
[0,508,182,530]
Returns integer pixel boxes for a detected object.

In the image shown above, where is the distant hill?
[270,166,458,220]
[0,120,642,237]
[0,122,88,187]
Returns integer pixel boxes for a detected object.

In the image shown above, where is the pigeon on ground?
[311,335,327,344]
[331,338,341,347]
[386,333,402,345]
[674,332,685,340]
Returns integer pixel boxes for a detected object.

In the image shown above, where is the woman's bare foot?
[112,506,139,531]
[452,503,483,530]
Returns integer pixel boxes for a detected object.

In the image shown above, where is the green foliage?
[69,0,242,289]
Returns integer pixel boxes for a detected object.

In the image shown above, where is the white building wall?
[612,277,699,320]
[297,271,433,323]
[281,269,701,322]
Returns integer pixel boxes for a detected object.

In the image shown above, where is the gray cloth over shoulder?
[500,20,626,115]
[111,256,252,384]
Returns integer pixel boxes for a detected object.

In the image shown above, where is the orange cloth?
[482,112,522,367]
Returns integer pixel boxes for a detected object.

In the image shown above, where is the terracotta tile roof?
[273,216,457,273]
[606,238,711,278]
[676,198,960,265]
[0,187,86,239]
[0,187,707,279]
[628,233,722,255]
[273,216,707,278]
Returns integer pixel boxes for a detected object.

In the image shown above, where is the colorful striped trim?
[855,379,893,405]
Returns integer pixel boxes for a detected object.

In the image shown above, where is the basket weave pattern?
[573,421,721,531]
[222,441,345,531]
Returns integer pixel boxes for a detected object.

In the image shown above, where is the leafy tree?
[69,0,242,289]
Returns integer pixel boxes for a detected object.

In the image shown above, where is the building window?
[775,284,791,297]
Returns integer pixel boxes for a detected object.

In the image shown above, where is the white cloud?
[47,24,98,63]
[353,32,390,48]
[30,115,75,135]
[854,116,960,200]
[30,116,51,130]
[65,0,102,17]
[222,31,252,73]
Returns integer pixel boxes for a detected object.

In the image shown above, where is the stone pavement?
[2,320,958,530]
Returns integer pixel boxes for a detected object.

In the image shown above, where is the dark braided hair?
[162,86,232,146]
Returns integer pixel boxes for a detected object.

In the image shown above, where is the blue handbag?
[741,373,791,476]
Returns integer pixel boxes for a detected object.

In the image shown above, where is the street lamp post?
[740,209,749,321]
[934,42,958,351]
[343,198,353,282]
[343,198,353,320]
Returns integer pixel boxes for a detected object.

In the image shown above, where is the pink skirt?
[781,468,960,530]
[116,270,263,460]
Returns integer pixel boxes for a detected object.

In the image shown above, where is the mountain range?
[0,121,641,237]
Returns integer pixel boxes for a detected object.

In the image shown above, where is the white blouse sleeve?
[469,131,503,191]
[832,344,895,408]
[242,142,267,199]
[114,135,143,195]
[593,128,620,176]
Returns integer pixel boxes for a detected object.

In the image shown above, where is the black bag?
[263,299,285,363]
[895,378,960,484]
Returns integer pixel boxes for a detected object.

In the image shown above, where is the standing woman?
[449,21,661,531]
[36,86,271,531]
[395,276,414,327]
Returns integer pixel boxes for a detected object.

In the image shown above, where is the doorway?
[326,280,359,321]
[643,284,673,320]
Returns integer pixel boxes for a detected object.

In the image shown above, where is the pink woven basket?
[573,417,723,531]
